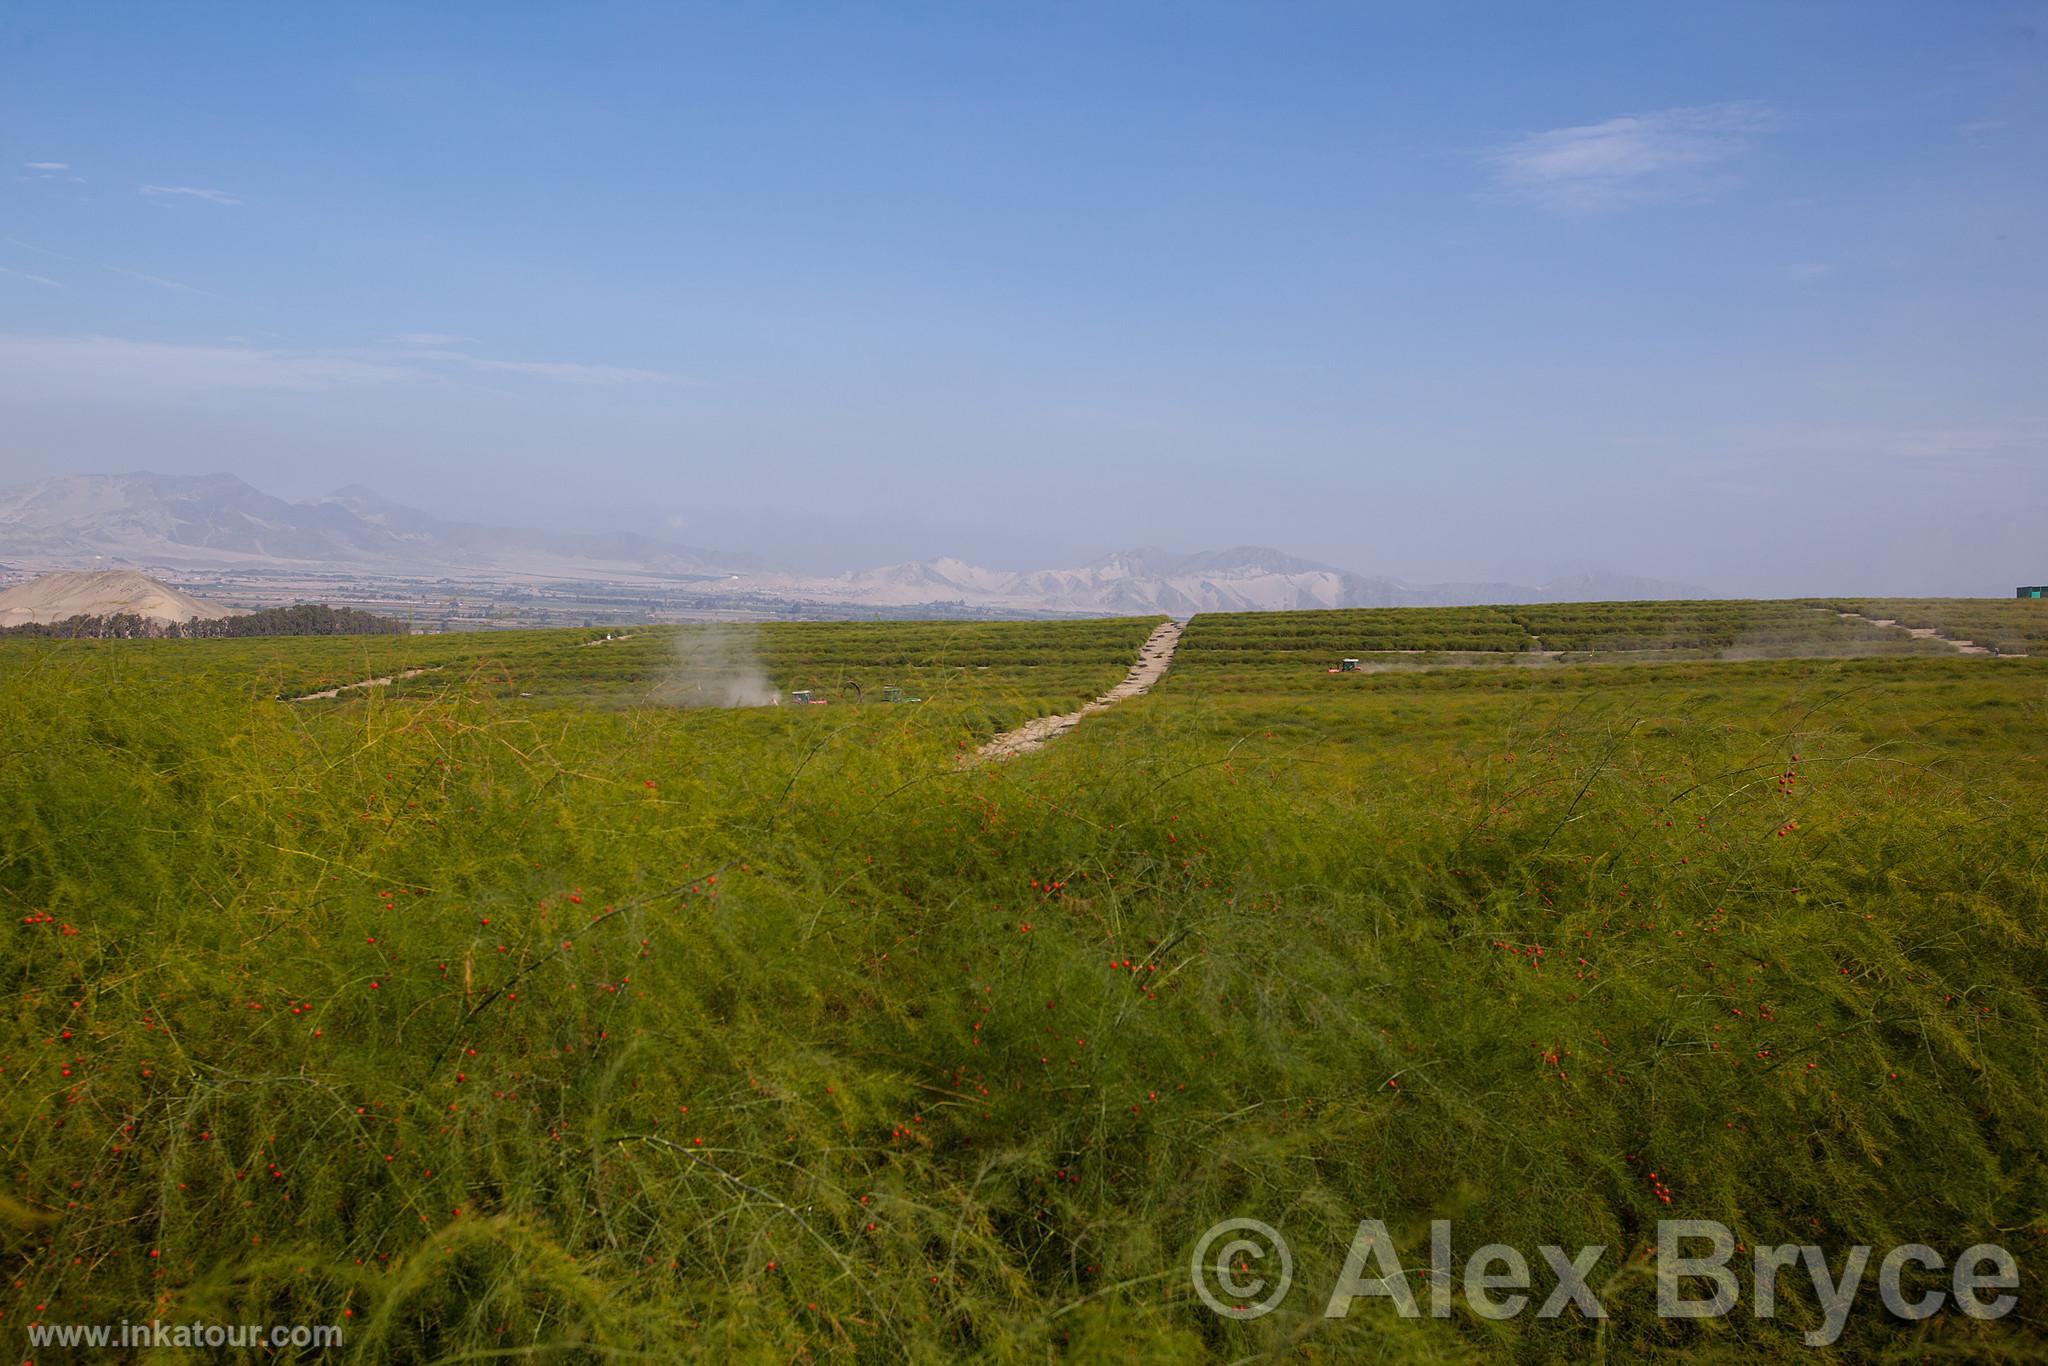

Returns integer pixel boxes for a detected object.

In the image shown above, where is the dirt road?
[972,619,1183,761]
[281,665,444,702]
[1836,611,1995,656]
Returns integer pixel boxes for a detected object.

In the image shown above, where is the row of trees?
[0,603,408,640]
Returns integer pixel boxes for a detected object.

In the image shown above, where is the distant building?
[2020,587,2047,599]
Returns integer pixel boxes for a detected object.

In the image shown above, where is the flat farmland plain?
[2,601,2043,1360]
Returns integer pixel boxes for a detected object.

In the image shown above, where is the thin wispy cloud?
[138,184,242,205]
[1487,102,1776,212]
[0,332,683,400]
[104,264,206,294]
[1,266,64,289]
[1747,419,2045,468]
[19,161,83,185]
[448,355,677,385]
[5,237,74,262]
[1883,424,2040,464]
[389,331,472,347]
[0,334,412,396]
[395,343,680,385]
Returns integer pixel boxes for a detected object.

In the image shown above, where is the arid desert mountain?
[0,471,731,575]
[0,570,238,627]
[762,548,1704,615]
[0,471,1706,615]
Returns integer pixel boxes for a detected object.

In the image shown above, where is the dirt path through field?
[281,665,444,702]
[1836,611,1995,656]
[972,619,1183,761]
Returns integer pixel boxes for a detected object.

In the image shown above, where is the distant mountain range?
[0,471,1708,615]
[0,471,738,576]
[748,548,1703,615]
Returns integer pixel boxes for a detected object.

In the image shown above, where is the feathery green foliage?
[1,609,2042,1361]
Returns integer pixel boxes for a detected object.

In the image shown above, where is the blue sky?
[2,2,2042,591]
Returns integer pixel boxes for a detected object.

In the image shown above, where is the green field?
[3,601,2044,1361]
[1178,599,1971,675]
[1815,598,2048,657]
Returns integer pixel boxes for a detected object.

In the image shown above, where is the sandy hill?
[0,570,239,628]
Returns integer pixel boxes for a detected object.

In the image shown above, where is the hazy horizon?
[4,3,2044,596]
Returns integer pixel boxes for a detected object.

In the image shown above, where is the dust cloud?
[652,624,780,708]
